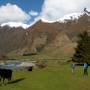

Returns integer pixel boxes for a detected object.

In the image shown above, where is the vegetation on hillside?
[72,31,90,63]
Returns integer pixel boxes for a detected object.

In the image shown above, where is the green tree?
[72,31,90,63]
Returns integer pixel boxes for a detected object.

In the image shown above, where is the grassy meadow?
[0,63,90,90]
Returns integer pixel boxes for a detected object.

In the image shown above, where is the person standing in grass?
[83,62,88,76]
[71,63,76,73]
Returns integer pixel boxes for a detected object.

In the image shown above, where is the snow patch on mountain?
[41,18,56,23]
[1,22,30,29]
[57,12,83,22]
[41,12,84,23]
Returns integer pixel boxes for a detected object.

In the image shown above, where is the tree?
[72,31,90,63]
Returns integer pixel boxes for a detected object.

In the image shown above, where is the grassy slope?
[0,64,90,90]
[7,52,72,64]
[7,44,74,61]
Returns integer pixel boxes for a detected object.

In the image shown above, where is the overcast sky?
[0,0,90,24]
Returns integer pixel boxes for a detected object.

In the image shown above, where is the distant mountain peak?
[57,12,84,22]
[41,18,56,23]
[41,12,84,23]
[1,22,30,29]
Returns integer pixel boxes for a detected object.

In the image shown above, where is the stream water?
[0,60,35,70]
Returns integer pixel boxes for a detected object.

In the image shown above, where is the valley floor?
[0,64,90,90]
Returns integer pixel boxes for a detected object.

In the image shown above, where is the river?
[0,60,36,70]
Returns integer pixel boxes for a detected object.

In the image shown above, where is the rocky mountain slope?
[23,13,90,56]
[0,26,27,54]
[0,12,90,59]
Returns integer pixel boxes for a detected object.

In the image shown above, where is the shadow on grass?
[8,78,25,84]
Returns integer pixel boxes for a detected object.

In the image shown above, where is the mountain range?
[0,12,90,59]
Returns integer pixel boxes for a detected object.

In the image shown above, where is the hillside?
[0,26,27,54]
[22,13,90,58]
[0,13,90,59]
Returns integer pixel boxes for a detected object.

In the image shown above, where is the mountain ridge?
[0,12,90,59]
[0,12,84,29]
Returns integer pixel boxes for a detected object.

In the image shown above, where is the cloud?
[41,0,90,21]
[0,3,30,24]
[29,10,38,16]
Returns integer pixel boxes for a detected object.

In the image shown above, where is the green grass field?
[0,64,90,90]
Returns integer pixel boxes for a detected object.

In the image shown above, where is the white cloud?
[29,10,38,16]
[41,0,90,21]
[0,3,30,24]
